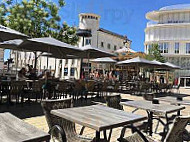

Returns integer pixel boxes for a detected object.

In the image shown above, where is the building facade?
[145,4,190,88]
[10,13,131,79]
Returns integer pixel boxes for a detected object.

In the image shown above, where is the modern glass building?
[145,4,190,88]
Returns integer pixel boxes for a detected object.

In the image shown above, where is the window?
[70,68,75,76]
[107,43,111,49]
[163,43,168,53]
[85,39,91,45]
[175,43,179,54]
[186,43,190,54]
[159,43,168,53]
[64,68,68,76]
[114,45,117,51]
[101,42,104,48]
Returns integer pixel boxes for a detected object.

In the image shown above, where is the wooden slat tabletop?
[121,100,185,114]
[0,112,50,142]
[155,96,190,105]
[51,105,147,131]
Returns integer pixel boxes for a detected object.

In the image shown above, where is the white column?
[55,59,60,78]
[61,59,65,79]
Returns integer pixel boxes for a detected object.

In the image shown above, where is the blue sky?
[4,0,190,60]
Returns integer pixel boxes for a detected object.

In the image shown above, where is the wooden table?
[0,112,50,142]
[155,96,190,106]
[121,100,185,136]
[51,105,147,142]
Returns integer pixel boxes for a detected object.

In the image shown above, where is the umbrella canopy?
[40,52,79,59]
[0,39,24,50]
[151,60,181,69]
[163,62,181,69]
[79,45,115,59]
[116,57,156,67]
[90,57,116,63]
[18,37,83,58]
[115,47,136,53]
[0,25,28,41]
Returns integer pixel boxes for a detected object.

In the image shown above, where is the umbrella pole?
[54,58,56,77]
[80,58,83,79]
[34,52,38,71]
[88,52,90,79]
[16,51,18,74]
[47,56,49,69]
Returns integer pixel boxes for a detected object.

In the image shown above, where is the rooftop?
[160,4,190,11]
[98,28,131,42]
[146,4,190,21]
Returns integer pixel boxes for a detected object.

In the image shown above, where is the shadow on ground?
[0,97,111,119]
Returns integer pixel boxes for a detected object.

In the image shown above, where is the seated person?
[17,68,28,81]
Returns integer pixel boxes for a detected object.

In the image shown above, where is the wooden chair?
[41,98,104,142]
[118,115,190,142]
[32,80,44,101]
[0,81,11,104]
[72,81,84,100]
[104,94,123,110]
[86,81,95,99]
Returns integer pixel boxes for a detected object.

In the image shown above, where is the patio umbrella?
[116,57,156,66]
[115,47,136,53]
[0,39,29,72]
[116,57,158,75]
[79,45,115,58]
[18,37,83,69]
[0,25,28,41]
[19,37,82,56]
[79,45,116,76]
[40,52,80,75]
[91,57,117,73]
[151,60,181,69]
[0,39,24,50]
[90,57,116,63]
[163,62,181,69]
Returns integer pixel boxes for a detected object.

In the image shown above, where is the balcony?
[147,21,190,28]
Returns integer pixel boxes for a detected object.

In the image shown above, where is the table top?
[51,105,147,131]
[155,96,190,105]
[0,112,50,142]
[121,100,185,114]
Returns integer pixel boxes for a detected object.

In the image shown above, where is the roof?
[98,28,131,42]
[160,4,190,11]
[146,4,190,21]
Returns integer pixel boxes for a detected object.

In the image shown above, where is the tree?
[0,0,78,45]
[145,43,165,63]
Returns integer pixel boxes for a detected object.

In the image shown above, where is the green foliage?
[145,43,165,63]
[0,0,78,45]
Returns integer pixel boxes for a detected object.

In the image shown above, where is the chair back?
[104,94,123,110]
[164,116,190,142]
[41,98,74,130]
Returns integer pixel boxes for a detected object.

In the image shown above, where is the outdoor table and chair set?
[1,93,190,142]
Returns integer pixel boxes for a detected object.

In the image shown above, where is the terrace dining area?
[0,77,190,142]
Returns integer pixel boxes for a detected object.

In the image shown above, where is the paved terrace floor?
[0,88,190,142]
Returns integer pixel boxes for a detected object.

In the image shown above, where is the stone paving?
[23,88,190,142]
